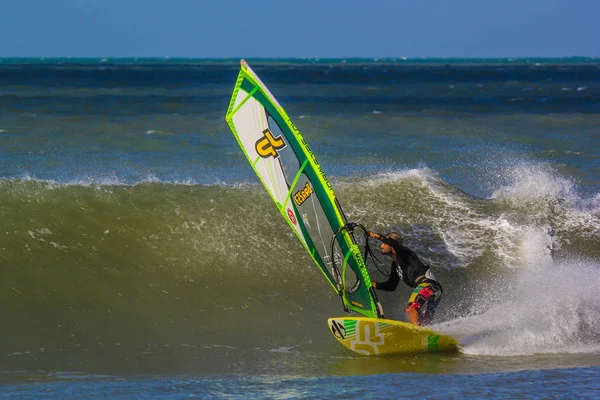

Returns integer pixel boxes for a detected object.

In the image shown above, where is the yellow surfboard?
[328,317,459,356]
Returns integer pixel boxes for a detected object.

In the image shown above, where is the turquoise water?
[0,58,599,398]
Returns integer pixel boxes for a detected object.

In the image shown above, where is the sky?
[0,0,598,58]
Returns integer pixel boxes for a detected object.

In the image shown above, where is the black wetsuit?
[374,236,441,291]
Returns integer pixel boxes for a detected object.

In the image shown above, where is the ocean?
[0,58,599,398]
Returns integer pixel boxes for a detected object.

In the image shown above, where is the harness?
[414,273,443,292]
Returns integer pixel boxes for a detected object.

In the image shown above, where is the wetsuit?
[372,234,442,326]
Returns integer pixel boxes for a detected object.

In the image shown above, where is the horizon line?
[1,56,599,66]
[0,55,599,60]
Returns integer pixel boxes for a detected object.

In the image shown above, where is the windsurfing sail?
[225,60,381,318]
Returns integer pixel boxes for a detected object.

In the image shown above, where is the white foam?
[355,164,598,269]
[442,216,551,268]
[490,163,575,203]
[268,346,296,353]
[438,259,600,356]
[365,166,438,186]
[0,174,203,188]
[490,163,600,239]
[145,129,172,135]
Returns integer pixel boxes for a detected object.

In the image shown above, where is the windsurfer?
[367,231,442,326]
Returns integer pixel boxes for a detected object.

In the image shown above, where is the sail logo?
[255,128,286,159]
[300,138,333,191]
[293,183,313,206]
[287,208,297,225]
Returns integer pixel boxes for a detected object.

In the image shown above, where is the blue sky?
[1,0,598,58]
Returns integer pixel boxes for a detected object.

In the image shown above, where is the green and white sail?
[225,60,379,318]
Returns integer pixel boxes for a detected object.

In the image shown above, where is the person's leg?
[405,283,434,325]
[405,303,420,325]
[419,285,442,326]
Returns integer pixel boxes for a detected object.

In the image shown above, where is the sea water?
[0,58,599,398]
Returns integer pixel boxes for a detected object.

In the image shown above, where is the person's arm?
[369,231,410,259]
[367,231,384,241]
[368,231,401,291]
[372,260,400,291]
[368,231,402,252]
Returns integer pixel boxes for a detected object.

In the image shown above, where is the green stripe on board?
[344,320,357,333]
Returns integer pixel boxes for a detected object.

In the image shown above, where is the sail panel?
[226,60,377,318]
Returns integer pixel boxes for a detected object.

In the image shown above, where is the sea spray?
[440,258,600,356]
